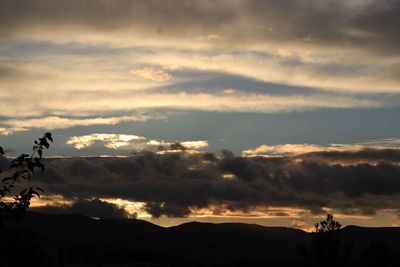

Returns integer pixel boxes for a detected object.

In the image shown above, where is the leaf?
[30,188,43,199]
[35,187,44,194]
[45,132,53,142]
[2,177,12,183]
[39,137,49,148]
[43,139,49,149]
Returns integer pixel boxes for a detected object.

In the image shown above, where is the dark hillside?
[4,212,400,266]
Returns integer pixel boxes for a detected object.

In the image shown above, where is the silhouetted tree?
[314,213,341,232]
[300,214,352,267]
[0,133,53,266]
[0,132,53,220]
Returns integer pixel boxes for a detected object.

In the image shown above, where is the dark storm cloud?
[0,0,399,56]
[143,202,190,218]
[26,148,400,217]
[298,148,400,164]
[31,198,129,219]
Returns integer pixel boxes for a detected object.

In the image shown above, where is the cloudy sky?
[1,0,400,230]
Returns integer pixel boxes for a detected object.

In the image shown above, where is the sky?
[1,0,400,231]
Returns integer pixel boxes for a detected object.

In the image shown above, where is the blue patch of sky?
[0,40,152,57]
[2,107,400,156]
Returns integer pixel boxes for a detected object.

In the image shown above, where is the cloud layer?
[1,0,398,56]
[0,0,399,134]
[19,147,400,218]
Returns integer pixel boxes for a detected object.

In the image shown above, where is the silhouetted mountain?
[4,212,400,266]
[341,225,400,254]
[168,221,308,263]
[9,212,164,244]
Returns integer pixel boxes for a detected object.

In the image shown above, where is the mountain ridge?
[4,212,400,266]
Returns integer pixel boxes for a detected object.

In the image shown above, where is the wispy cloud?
[0,127,28,135]
[243,143,333,156]
[130,67,173,82]
[138,50,400,93]
[66,133,209,151]
[0,115,154,135]
[0,90,385,120]
[243,138,400,156]
[66,133,146,149]
[274,49,293,58]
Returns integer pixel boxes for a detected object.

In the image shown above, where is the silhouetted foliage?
[300,214,352,267]
[314,213,341,232]
[0,133,53,266]
[0,133,53,220]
